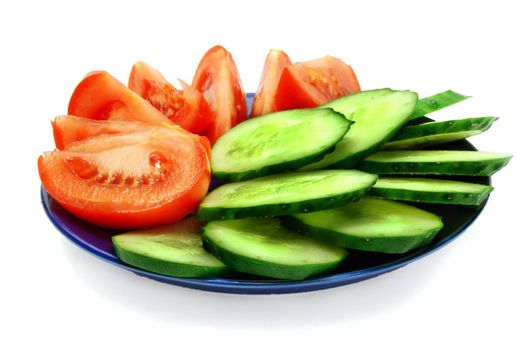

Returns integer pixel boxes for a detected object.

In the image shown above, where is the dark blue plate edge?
[41,186,489,295]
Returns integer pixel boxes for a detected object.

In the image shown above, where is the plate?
[41,93,491,294]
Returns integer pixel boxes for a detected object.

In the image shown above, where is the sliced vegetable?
[302,89,418,170]
[275,55,360,110]
[39,127,211,229]
[52,115,153,150]
[112,218,227,277]
[284,197,443,254]
[197,170,377,221]
[251,49,292,117]
[383,116,498,150]
[68,71,172,125]
[203,218,347,280]
[212,108,352,181]
[52,116,210,158]
[370,177,493,205]
[128,61,213,134]
[359,150,512,176]
[192,46,247,144]
[410,90,470,120]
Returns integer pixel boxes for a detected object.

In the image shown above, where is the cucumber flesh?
[383,116,498,150]
[301,89,418,170]
[410,90,470,120]
[359,150,512,176]
[284,197,443,254]
[212,108,352,182]
[370,177,493,205]
[197,170,377,221]
[112,218,227,278]
[203,218,347,280]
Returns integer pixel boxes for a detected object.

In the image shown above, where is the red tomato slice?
[52,115,153,150]
[192,46,247,145]
[251,49,292,117]
[39,127,211,229]
[128,61,213,134]
[275,56,360,110]
[68,71,172,125]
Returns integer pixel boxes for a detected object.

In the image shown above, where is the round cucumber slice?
[112,218,227,278]
[302,89,418,170]
[203,218,347,280]
[370,177,493,205]
[383,116,498,150]
[284,197,444,254]
[197,170,377,221]
[211,108,352,182]
[359,150,512,176]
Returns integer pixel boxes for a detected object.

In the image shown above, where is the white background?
[1,0,522,349]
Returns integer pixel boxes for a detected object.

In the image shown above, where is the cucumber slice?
[203,218,347,280]
[284,197,443,254]
[383,116,498,150]
[410,90,470,120]
[370,177,493,205]
[212,108,352,182]
[302,89,418,170]
[112,219,227,278]
[197,170,377,221]
[359,150,512,176]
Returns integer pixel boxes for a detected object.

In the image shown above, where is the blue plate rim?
[41,186,488,294]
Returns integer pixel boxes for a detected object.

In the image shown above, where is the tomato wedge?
[275,56,360,110]
[52,115,153,150]
[68,71,172,125]
[192,46,247,145]
[52,115,211,158]
[251,49,292,117]
[39,126,211,229]
[128,61,213,134]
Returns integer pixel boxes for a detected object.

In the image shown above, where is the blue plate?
[41,93,491,294]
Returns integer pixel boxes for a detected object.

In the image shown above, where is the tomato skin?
[128,62,213,134]
[275,66,319,109]
[251,49,292,117]
[275,56,360,111]
[176,80,214,134]
[52,115,153,150]
[192,46,247,145]
[68,71,172,125]
[39,127,211,229]
[42,171,210,229]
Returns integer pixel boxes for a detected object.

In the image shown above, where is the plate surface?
[41,94,490,294]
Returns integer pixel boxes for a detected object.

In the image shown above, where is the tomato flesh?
[251,49,292,117]
[128,62,213,134]
[52,116,210,159]
[39,127,211,229]
[52,115,153,150]
[192,46,247,144]
[275,56,360,110]
[68,71,172,125]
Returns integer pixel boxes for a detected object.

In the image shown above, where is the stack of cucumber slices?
[112,88,512,281]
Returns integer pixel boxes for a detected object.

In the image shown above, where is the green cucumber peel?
[410,90,470,120]
[203,218,347,280]
[302,89,418,170]
[197,170,377,221]
[384,116,498,150]
[370,177,494,205]
[359,150,512,176]
[284,197,443,254]
[112,219,228,278]
[212,108,353,182]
